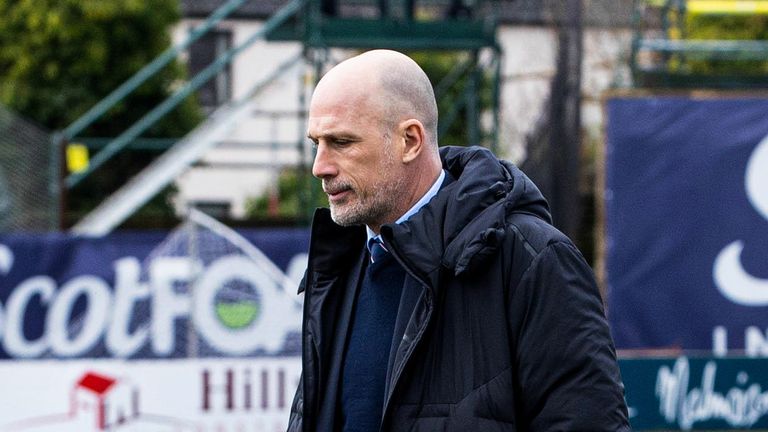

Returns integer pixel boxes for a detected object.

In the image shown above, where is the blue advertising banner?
[605,96,768,355]
[0,212,310,360]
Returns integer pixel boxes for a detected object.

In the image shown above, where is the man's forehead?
[306,114,342,136]
[306,111,364,136]
[308,98,381,133]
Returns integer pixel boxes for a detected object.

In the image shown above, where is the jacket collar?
[381,146,550,281]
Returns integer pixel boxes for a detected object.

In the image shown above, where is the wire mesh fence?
[0,105,58,232]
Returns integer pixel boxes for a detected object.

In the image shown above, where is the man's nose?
[312,143,337,179]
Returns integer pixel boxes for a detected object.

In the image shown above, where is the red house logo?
[70,372,139,430]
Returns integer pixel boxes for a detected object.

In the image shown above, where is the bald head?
[312,50,439,148]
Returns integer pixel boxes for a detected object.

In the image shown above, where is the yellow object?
[66,143,90,174]
[687,0,768,14]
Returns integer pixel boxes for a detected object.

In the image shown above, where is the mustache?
[322,180,353,195]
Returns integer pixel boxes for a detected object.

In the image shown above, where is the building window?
[189,29,233,111]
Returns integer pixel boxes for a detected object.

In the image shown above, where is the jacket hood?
[381,146,550,281]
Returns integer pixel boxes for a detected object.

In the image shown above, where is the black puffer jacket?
[288,146,630,431]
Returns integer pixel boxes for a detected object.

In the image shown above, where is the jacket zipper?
[378,238,436,430]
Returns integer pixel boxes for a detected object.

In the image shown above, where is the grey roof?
[181,0,634,27]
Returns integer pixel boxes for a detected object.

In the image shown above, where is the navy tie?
[369,239,388,262]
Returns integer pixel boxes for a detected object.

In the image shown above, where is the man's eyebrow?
[307,131,361,141]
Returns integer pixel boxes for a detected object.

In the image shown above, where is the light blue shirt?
[366,169,446,252]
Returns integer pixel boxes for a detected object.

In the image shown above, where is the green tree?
[0,0,202,227]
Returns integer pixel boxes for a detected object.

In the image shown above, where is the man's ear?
[400,119,425,164]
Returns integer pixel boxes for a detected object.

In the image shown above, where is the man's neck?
[366,169,445,238]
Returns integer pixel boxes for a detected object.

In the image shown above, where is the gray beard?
[328,172,407,228]
[329,179,404,228]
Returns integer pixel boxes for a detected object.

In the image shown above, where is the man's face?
[308,93,406,229]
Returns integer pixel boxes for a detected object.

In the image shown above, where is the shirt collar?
[366,169,446,249]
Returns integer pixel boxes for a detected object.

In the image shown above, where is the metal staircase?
[71,53,303,235]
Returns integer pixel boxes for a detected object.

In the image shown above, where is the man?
[287,49,629,432]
